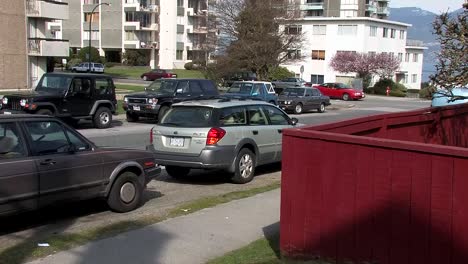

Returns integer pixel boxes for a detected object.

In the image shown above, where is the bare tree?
[430,4,467,91]
[330,52,400,88]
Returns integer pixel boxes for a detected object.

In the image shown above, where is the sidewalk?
[27,189,281,264]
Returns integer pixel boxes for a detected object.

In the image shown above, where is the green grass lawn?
[106,66,204,79]
[115,84,146,93]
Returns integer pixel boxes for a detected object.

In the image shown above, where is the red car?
[141,69,177,81]
[314,82,365,101]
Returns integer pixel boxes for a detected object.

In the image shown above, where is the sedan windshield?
[281,88,305,96]
[160,106,214,127]
[336,83,350,89]
[226,83,253,95]
[146,80,177,94]
[35,75,72,94]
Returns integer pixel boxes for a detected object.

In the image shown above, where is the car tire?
[342,93,350,101]
[107,171,143,213]
[158,105,170,121]
[36,109,54,116]
[165,166,191,179]
[143,76,148,81]
[231,148,256,184]
[126,112,139,122]
[93,107,112,129]
[318,103,326,113]
[294,103,303,115]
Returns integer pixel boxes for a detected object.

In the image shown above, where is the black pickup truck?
[123,78,219,122]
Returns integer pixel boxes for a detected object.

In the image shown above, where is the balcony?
[365,4,376,12]
[406,39,425,47]
[124,39,159,49]
[26,0,68,20]
[124,1,159,13]
[141,23,159,31]
[300,2,324,11]
[376,6,389,15]
[28,38,69,57]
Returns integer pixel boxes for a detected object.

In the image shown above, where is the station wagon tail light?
[144,161,155,168]
[150,127,154,144]
[206,127,226,145]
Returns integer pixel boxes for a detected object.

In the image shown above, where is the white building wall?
[159,0,178,69]
[282,18,425,89]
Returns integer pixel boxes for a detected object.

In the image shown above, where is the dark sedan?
[278,87,330,114]
[141,69,177,81]
[0,115,161,216]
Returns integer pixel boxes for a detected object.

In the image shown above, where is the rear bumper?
[124,104,161,116]
[146,145,236,170]
[144,166,161,184]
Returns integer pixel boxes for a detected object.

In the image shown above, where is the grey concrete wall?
[358,0,366,17]
[62,0,82,48]
[325,0,341,17]
[101,0,122,49]
[0,0,27,90]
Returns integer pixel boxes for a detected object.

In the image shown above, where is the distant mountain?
[389,7,464,81]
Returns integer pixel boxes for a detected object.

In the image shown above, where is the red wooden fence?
[280,103,468,264]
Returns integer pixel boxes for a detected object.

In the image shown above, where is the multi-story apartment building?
[299,0,390,19]
[282,17,426,89]
[0,0,69,91]
[63,0,216,70]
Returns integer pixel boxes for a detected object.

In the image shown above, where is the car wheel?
[231,148,256,184]
[126,112,139,122]
[158,105,170,121]
[36,109,54,116]
[342,93,350,101]
[318,103,326,113]
[107,171,143,213]
[143,76,148,81]
[165,166,191,179]
[93,107,112,129]
[294,103,303,114]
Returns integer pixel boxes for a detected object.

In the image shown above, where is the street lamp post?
[88,2,110,72]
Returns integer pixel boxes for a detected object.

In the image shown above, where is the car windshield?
[226,83,253,95]
[35,75,72,93]
[281,88,305,96]
[336,83,350,89]
[94,64,103,68]
[146,80,177,94]
[160,106,214,127]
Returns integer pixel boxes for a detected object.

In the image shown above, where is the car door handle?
[40,159,56,166]
[278,129,282,134]
[252,130,259,135]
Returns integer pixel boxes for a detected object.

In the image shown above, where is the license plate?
[133,106,140,111]
[170,137,184,147]
[3,112,12,115]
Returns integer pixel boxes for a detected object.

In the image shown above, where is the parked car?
[0,115,160,216]
[146,99,299,184]
[0,73,117,128]
[71,62,105,73]
[278,87,331,114]
[123,78,219,122]
[223,71,257,87]
[224,81,278,105]
[314,82,365,101]
[431,87,468,107]
[140,69,177,81]
[272,78,306,94]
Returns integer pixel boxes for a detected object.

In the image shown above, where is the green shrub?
[419,85,437,99]
[390,90,407,97]
[364,87,375,94]
[374,78,407,97]
[66,58,82,70]
[407,89,420,93]
[184,62,194,70]
[77,47,102,63]
[122,50,150,66]
[267,66,294,81]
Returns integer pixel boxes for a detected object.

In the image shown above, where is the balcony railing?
[300,2,324,11]
[376,6,389,14]
[26,0,68,20]
[406,39,425,47]
[28,38,69,57]
[366,4,376,12]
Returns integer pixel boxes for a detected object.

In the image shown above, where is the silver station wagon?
[147,99,298,183]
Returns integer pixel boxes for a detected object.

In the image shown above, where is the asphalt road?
[0,96,431,257]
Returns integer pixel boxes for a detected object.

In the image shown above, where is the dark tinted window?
[263,106,289,125]
[0,122,26,159]
[36,75,72,94]
[305,89,313,96]
[282,88,305,96]
[227,83,253,95]
[65,128,91,151]
[176,81,190,94]
[311,89,320,96]
[219,107,247,126]
[161,107,213,127]
[253,84,264,95]
[71,78,92,95]
[189,81,203,94]
[146,80,177,95]
[25,121,71,155]
[95,78,112,95]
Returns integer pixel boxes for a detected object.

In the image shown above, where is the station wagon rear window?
[160,106,214,127]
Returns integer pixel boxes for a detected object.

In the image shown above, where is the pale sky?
[391,0,464,13]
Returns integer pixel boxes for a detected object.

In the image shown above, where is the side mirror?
[67,144,78,153]
[291,118,298,126]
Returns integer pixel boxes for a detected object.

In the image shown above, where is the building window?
[389,52,394,58]
[125,31,136,41]
[311,50,325,60]
[83,0,99,4]
[390,29,396,38]
[288,50,301,59]
[338,25,357,36]
[341,10,358,17]
[305,10,324,17]
[399,30,405,39]
[84,12,100,22]
[369,26,377,37]
[405,53,410,62]
[383,27,388,38]
[176,50,183,60]
[83,30,99,40]
[285,25,302,35]
[398,53,403,62]
[312,25,326,35]
[368,51,376,56]
[412,74,418,83]
[311,74,324,84]
[413,53,419,62]
[177,0,184,7]
[402,74,408,84]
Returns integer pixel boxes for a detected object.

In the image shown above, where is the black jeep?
[0,73,117,128]
[123,78,219,122]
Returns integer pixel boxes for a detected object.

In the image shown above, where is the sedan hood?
[3,90,62,100]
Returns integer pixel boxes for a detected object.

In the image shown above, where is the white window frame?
[369,26,377,37]
[312,25,326,35]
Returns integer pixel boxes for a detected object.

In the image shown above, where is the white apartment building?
[63,0,216,70]
[282,17,426,89]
